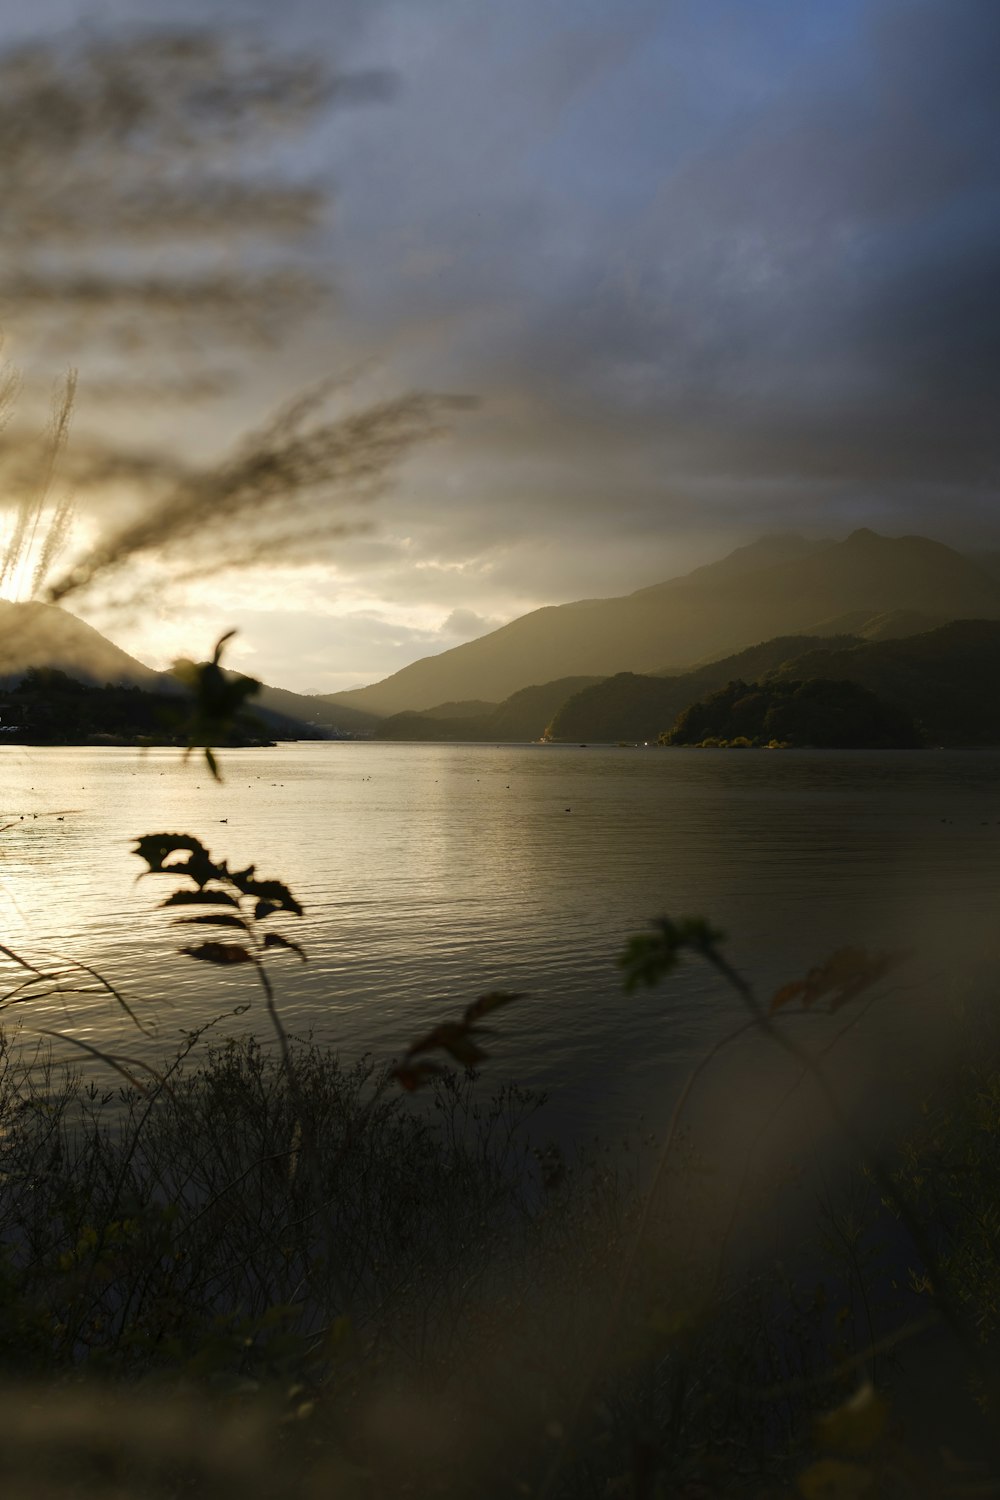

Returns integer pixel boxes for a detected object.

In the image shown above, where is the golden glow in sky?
[0,510,96,606]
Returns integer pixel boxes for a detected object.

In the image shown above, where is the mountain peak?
[0,599,158,686]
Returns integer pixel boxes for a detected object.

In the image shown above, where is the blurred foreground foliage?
[2,855,1000,1496]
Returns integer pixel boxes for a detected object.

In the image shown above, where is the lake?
[2,742,999,1144]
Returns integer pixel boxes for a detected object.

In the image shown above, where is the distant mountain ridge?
[548,635,862,743]
[373,677,602,743]
[0,600,378,738]
[4,529,999,741]
[768,619,1000,746]
[0,600,160,687]
[327,530,1000,716]
[548,619,1000,746]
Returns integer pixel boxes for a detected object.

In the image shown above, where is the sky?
[1,0,998,692]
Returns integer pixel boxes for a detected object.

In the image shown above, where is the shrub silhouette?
[663,675,923,748]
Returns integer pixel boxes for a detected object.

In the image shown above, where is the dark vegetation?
[662,676,923,749]
[4,843,1000,1495]
[366,618,1000,748]
[0,599,381,738]
[546,635,862,743]
[0,666,318,747]
[373,676,601,742]
[542,633,857,744]
[552,619,1000,746]
[767,620,1000,747]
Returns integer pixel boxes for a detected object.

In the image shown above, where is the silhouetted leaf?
[213,629,238,665]
[262,932,307,961]
[174,913,249,931]
[170,634,263,782]
[771,948,905,1015]
[133,834,224,888]
[180,941,253,966]
[177,847,227,888]
[160,889,241,910]
[133,833,209,873]
[317,1315,353,1360]
[159,882,241,906]
[409,1022,487,1068]
[229,867,303,915]
[619,917,726,992]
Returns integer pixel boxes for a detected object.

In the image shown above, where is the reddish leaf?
[770,979,807,1014]
[463,990,523,1025]
[408,1022,487,1068]
[770,948,906,1015]
[393,1060,446,1092]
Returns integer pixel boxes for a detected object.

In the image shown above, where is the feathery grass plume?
[0,31,463,613]
[0,29,393,366]
[0,370,77,598]
[0,349,18,435]
[29,373,78,596]
[45,382,471,606]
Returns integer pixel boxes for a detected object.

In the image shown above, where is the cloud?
[233,0,997,670]
[6,0,1000,690]
[441,607,502,640]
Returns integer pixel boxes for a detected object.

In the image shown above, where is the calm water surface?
[2,742,998,1139]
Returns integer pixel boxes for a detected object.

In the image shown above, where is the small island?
[659,676,923,749]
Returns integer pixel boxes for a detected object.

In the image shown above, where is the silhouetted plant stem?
[252,954,294,1088]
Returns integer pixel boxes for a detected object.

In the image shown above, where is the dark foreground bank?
[2,981,1000,1498]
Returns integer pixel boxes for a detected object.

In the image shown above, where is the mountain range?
[326,529,1000,716]
[0,599,379,738]
[0,600,160,689]
[369,619,1000,747]
[2,529,1000,744]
